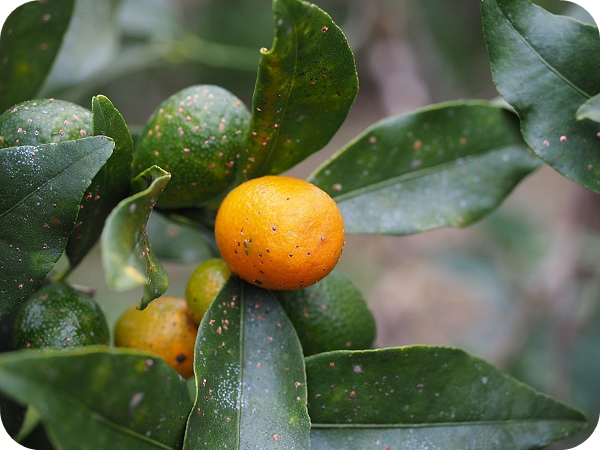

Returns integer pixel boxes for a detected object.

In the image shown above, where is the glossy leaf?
[577,94,600,123]
[100,166,170,309]
[0,137,114,319]
[239,0,358,180]
[146,212,213,264]
[481,0,600,193]
[65,95,133,269]
[308,101,540,235]
[0,347,191,450]
[0,0,75,111]
[306,347,588,449]
[184,276,310,449]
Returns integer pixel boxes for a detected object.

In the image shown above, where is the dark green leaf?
[0,347,191,450]
[146,212,213,264]
[0,137,114,319]
[577,94,600,123]
[64,95,134,269]
[481,0,600,193]
[100,166,170,309]
[0,0,75,111]
[308,101,540,235]
[184,277,310,449]
[306,346,588,449]
[239,0,358,180]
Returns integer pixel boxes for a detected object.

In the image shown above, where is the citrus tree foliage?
[0,0,597,448]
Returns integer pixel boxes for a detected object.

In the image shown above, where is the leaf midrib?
[311,417,585,429]
[253,0,299,176]
[498,0,591,99]
[330,144,528,203]
[0,369,174,449]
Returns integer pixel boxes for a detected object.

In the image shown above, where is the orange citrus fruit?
[185,258,231,325]
[113,296,197,378]
[214,175,345,290]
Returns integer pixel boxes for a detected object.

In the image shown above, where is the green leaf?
[100,166,170,309]
[0,347,191,450]
[146,212,213,264]
[0,0,75,111]
[184,276,311,449]
[481,0,600,193]
[0,136,114,319]
[306,346,588,449]
[308,101,540,235]
[64,95,134,270]
[239,0,358,180]
[577,94,600,123]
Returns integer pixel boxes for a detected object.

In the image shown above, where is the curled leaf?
[100,166,170,309]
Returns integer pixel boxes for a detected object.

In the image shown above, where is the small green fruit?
[185,258,231,325]
[13,283,110,349]
[133,85,250,208]
[275,270,376,356]
[0,98,92,148]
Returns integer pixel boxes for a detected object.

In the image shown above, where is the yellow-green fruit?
[133,85,250,208]
[185,258,231,325]
[274,270,376,356]
[113,296,198,379]
[12,283,110,349]
[0,98,92,148]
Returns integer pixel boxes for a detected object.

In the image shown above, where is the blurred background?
[38,0,598,447]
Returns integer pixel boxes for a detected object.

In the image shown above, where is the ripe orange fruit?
[113,296,197,379]
[185,258,231,325]
[214,175,345,290]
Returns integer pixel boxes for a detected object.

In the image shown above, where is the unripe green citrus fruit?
[133,85,250,208]
[12,283,110,349]
[185,258,231,325]
[0,98,92,148]
[274,270,376,356]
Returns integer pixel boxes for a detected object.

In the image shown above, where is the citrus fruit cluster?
[113,258,230,378]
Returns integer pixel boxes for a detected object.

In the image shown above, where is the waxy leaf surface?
[240,0,358,180]
[184,276,310,449]
[65,95,133,269]
[482,0,600,192]
[0,0,75,111]
[0,347,191,449]
[0,137,113,318]
[309,101,540,235]
[306,347,587,449]
[100,166,170,309]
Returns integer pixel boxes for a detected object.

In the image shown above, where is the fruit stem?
[52,265,73,283]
